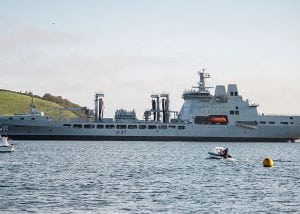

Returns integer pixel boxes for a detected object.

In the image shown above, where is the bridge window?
[63,124,71,127]
[178,126,185,130]
[269,121,275,124]
[280,122,288,125]
[168,125,176,129]
[73,124,82,128]
[230,111,234,115]
[259,121,266,124]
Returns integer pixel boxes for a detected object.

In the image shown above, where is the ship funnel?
[215,85,226,97]
[95,93,104,121]
[227,84,239,96]
[215,85,228,102]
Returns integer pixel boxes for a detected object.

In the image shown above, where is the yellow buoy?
[263,158,273,167]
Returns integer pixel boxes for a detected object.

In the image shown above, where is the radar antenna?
[194,68,212,92]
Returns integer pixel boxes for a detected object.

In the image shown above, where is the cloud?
[0,19,84,57]
[1,28,76,46]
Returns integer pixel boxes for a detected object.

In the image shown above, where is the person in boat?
[220,148,230,158]
[224,148,228,157]
[224,148,232,158]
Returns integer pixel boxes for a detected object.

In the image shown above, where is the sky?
[0,0,299,117]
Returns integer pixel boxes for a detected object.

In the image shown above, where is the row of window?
[230,110,239,115]
[259,121,292,125]
[8,117,36,120]
[230,92,238,96]
[64,124,186,130]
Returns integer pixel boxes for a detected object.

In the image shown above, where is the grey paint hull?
[6,134,293,142]
[2,119,299,142]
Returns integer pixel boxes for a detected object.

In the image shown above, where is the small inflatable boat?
[208,147,234,160]
[0,135,15,153]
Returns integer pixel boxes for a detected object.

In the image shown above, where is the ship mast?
[182,68,212,100]
[196,68,212,93]
[29,95,38,114]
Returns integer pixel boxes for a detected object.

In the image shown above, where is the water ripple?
[0,141,299,213]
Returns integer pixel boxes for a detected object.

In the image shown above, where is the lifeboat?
[208,116,228,124]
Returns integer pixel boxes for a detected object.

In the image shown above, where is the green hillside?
[0,90,79,120]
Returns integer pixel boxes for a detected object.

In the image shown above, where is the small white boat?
[208,147,233,160]
[0,135,15,152]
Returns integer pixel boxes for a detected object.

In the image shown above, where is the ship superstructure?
[1,69,300,142]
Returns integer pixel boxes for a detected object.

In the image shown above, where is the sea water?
[0,141,299,213]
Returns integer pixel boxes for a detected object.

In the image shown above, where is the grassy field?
[0,90,79,120]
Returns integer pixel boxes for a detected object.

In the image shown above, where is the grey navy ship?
[1,69,300,142]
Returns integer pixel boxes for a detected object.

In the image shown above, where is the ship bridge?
[178,70,259,122]
[182,69,212,101]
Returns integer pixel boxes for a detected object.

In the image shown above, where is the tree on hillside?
[42,93,92,118]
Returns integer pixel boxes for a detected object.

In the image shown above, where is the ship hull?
[6,134,293,142]
[1,112,300,143]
